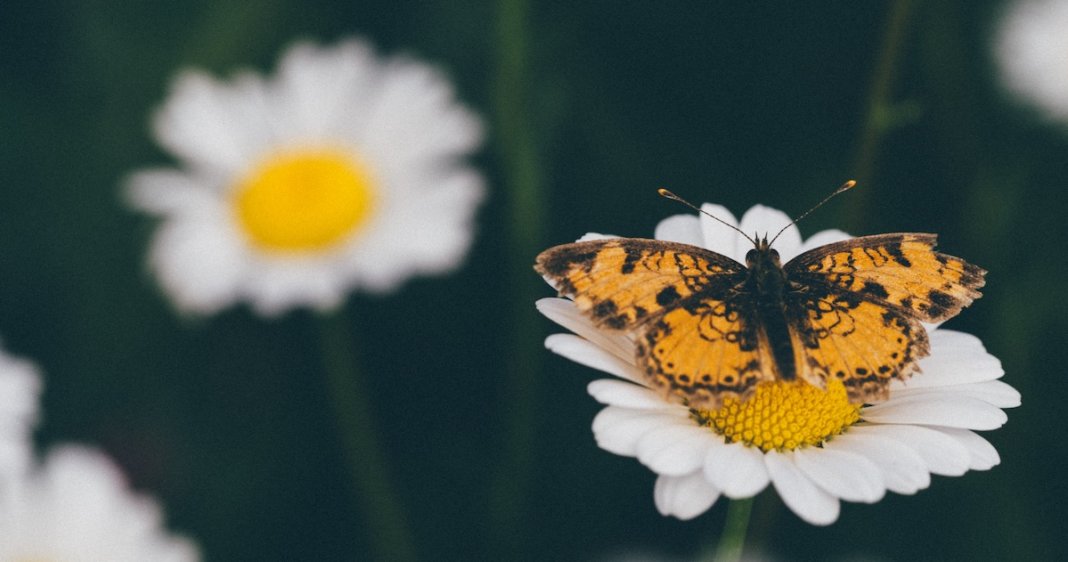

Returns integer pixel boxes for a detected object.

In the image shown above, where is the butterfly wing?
[535,238,745,330]
[637,295,777,408]
[783,290,929,403]
[536,239,774,407]
[784,233,986,322]
[783,233,986,402]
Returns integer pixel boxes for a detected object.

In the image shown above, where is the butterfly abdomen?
[746,248,798,382]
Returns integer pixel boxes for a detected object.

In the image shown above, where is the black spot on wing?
[862,281,889,300]
[593,300,616,316]
[925,289,955,318]
[620,246,644,274]
[537,248,597,276]
[656,286,682,306]
[883,243,911,267]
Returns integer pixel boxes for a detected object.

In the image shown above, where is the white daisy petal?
[536,298,635,362]
[0,346,42,484]
[0,446,199,561]
[147,213,247,315]
[795,228,851,255]
[738,205,799,259]
[995,0,1068,121]
[698,204,741,259]
[765,450,840,525]
[896,331,1004,389]
[636,425,715,476]
[124,170,221,215]
[129,39,484,316]
[852,424,971,476]
[830,433,930,495]
[152,70,266,175]
[274,39,379,140]
[891,380,1021,408]
[653,472,720,520]
[592,408,690,457]
[576,232,618,242]
[703,440,770,498]
[587,379,677,410]
[546,335,639,383]
[931,427,1001,470]
[654,214,704,246]
[793,447,885,503]
[862,394,1008,430]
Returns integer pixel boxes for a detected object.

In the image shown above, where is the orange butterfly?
[535,183,985,408]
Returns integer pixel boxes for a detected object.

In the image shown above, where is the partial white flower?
[0,445,199,561]
[994,0,1068,121]
[539,204,1018,525]
[0,344,42,492]
[127,39,485,316]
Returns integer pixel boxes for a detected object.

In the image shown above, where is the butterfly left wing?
[782,233,986,402]
[535,238,745,330]
[536,238,777,408]
[637,295,778,408]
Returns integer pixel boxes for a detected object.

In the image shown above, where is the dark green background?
[0,1,1061,560]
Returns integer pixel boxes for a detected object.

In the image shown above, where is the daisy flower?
[994,0,1068,121]
[0,445,199,561]
[538,203,1018,525]
[126,39,485,316]
[0,344,41,490]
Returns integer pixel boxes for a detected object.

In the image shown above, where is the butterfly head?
[745,235,782,269]
[659,181,855,265]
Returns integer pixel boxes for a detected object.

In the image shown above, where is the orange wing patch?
[786,233,986,322]
[535,239,743,331]
[787,295,929,403]
[638,299,775,409]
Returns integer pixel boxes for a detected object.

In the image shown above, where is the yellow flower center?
[693,379,861,452]
[233,148,376,252]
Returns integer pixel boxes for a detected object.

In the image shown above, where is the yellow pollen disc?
[234,149,375,252]
[694,379,861,452]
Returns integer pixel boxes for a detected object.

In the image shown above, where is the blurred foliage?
[1,0,1065,560]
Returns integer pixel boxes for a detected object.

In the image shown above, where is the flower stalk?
[320,310,417,562]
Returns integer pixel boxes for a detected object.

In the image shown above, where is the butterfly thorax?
[743,239,786,295]
[743,240,797,381]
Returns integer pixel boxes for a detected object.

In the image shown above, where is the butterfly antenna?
[768,180,857,246]
[658,188,758,246]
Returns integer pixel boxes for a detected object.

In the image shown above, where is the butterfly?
[534,184,986,409]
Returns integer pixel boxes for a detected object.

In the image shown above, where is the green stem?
[320,310,417,562]
[706,498,755,562]
[849,0,915,222]
[488,0,546,555]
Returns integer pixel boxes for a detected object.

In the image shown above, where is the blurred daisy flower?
[994,0,1068,121]
[127,39,485,316]
[538,204,1018,525]
[0,344,41,489]
[0,446,199,561]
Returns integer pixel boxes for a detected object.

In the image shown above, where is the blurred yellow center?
[234,149,375,252]
[695,379,860,452]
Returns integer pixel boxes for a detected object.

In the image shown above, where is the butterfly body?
[536,232,985,408]
[741,239,798,382]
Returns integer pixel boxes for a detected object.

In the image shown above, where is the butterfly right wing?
[536,238,776,408]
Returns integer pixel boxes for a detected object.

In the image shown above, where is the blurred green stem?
[320,310,417,562]
[850,0,914,220]
[488,0,546,554]
[704,498,754,562]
